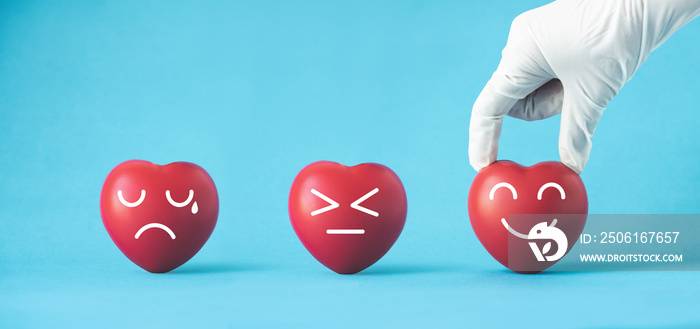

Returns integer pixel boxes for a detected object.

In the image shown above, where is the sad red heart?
[289,161,407,274]
[100,160,219,273]
[468,161,588,273]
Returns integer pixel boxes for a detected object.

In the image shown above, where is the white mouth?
[326,229,365,235]
[134,223,176,240]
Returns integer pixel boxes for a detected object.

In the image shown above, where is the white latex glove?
[469,0,700,174]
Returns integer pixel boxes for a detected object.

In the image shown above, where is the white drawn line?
[118,189,146,207]
[502,218,558,239]
[489,182,517,200]
[350,188,379,217]
[500,218,529,239]
[134,223,176,240]
[310,189,339,216]
[537,182,566,200]
[166,189,194,207]
[326,229,365,235]
[549,218,558,227]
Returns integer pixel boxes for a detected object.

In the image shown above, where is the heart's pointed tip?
[329,267,365,275]
[510,269,545,275]
[326,263,371,275]
[140,265,178,274]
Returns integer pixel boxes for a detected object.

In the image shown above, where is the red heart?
[100,160,219,273]
[289,161,408,274]
[468,161,588,273]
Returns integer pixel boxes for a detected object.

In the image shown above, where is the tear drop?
[191,201,198,214]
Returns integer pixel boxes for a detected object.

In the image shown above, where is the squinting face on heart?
[288,161,407,274]
[116,188,200,241]
[308,187,380,235]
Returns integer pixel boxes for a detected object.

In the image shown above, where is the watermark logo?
[502,218,568,262]
[504,214,700,271]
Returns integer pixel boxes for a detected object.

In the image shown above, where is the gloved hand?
[469,0,700,174]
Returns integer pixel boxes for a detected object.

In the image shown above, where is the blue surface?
[1,1,699,327]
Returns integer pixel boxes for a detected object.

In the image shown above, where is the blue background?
[1,1,699,327]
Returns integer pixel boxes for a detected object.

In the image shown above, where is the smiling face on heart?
[468,161,588,273]
[289,161,407,274]
[100,160,219,273]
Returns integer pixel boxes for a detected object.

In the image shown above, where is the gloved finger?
[507,79,564,122]
[469,87,518,171]
[469,11,555,172]
[487,11,555,104]
[557,85,608,175]
[469,70,551,171]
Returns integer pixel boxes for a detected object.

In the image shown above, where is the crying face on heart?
[116,188,199,240]
[100,160,219,273]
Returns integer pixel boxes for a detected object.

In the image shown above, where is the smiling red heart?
[100,160,219,273]
[289,161,407,274]
[468,161,588,273]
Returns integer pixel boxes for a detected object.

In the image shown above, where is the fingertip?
[561,160,583,175]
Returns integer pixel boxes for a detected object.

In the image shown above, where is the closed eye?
[310,189,339,216]
[489,182,517,200]
[118,189,145,207]
[166,189,194,207]
[351,188,379,217]
[537,182,566,200]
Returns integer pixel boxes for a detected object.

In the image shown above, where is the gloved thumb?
[557,88,606,174]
